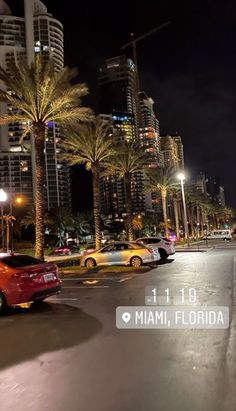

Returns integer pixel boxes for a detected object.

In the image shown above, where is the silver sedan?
[81,241,160,268]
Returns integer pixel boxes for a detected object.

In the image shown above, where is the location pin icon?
[122,312,131,323]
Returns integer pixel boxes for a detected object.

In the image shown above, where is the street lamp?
[9,195,24,252]
[177,173,190,246]
[0,189,7,251]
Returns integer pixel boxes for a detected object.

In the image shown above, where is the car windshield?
[1,255,43,268]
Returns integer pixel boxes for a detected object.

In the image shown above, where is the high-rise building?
[138,91,160,168]
[160,135,184,170]
[172,135,184,170]
[0,0,70,209]
[206,176,225,207]
[196,172,207,195]
[99,56,147,220]
[99,55,139,140]
[99,112,145,220]
[217,186,226,208]
[138,91,161,214]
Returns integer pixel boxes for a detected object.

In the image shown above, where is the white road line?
[47,298,78,301]
[62,277,132,281]
[119,277,132,282]
[63,285,110,289]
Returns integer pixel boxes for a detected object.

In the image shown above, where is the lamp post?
[9,195,24,252]
[0,189,7,251]
[177,173,190,246]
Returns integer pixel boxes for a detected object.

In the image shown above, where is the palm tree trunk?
[196,206,200,238]
[6,220,10,251]
[200,209,205,237]
[124,173,133,241]
[173,197,180,239]
[33,123,45,260]
[92,165,101,250]
[161,189,168,238]
[213,214,217,229]
[189,203,194,237]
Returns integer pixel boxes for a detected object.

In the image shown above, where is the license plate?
[44,273,54,282]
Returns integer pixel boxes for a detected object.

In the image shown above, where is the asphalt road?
[0,240,235,411]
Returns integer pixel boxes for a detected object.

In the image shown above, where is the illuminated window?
[20,160,28,172]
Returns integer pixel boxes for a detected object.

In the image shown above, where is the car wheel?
[130,256,142,268]
[0,291,6,313]
[85,258,96,268]
[159,248,168,260]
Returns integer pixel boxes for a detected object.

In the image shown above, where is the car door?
[149,238,162,252]
[106,243,130,265]
[113,243,135,265]
[97,245,117,265]
[103,243,134,265]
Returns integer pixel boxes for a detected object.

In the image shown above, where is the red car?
[0,253,61,313]
[54,244,80,256]
[82,245,96,256]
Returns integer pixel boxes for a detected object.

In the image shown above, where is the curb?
[175,248,213,252]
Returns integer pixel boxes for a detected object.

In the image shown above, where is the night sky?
[8,0,236,209]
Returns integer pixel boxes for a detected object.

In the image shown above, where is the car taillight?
[147,248,154,254]
[163,238,171,243]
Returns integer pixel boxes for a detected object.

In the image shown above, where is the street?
[0,241,235,411]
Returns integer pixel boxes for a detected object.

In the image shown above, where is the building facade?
[99,56,164,219]
[138,91,160,168]
[0,0,70,209]
[99,55,139,140]
[99,112,145,220]
[160,135,184,170]
[206,176,226,207]
[99,56,146,220]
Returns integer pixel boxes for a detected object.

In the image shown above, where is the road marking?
[62,277,133,281]
[119,277,133,282]
[47,298,78,301]
[63,285,110,289]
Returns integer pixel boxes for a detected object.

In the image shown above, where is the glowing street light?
[15,196,23,205]
[9,195,24,252]
[177,173,190,246]
[0,189,7,251]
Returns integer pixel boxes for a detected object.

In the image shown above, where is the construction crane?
[121,21,171,91]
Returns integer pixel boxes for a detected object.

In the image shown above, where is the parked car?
[203,229,232,241]
[54,244,80,256]
[81,241,160,268]
[135,237,175,260]
[0,253,61,313]
[81,244,97,256]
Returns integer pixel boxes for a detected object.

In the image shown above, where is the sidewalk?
[175,244,212,252]
[46,253,81,262]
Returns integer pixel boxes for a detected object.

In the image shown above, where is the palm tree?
[49,208,74,245]
[221,207,234,227]
[147,167,178,238]
[132,215,143,238]
[59,117,114,249]
[20,205,53,228]
[172,193,180,239]
[0,54,91,259]
[108,142,149,241]
[71,212,91,241]
[4,214,16,251]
